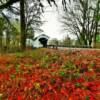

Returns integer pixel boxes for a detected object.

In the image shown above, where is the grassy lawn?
[0,48,100,100]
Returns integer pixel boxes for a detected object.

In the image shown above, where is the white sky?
[38,0,76,40]
[11,1,76,40]
[41,7,65,40]
[34,1,69,40]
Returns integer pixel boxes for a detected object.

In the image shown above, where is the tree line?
[0,0,68,51]
[0,0,100,52]
[61,0,100,47]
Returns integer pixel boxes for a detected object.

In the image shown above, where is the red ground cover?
[0,49,100,100]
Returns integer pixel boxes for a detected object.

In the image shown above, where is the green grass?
[15,48,46,60]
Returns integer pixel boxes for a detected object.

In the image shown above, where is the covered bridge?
[26,34,49,48]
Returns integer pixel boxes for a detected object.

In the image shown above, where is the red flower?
[61,87,68,96]
[89,96,95,100]
[8,96,13,100]
[17,96,22,100]
[0,74,3,79]
[76,77,84,83]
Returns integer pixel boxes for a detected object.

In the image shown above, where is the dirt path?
[58,47,100,51]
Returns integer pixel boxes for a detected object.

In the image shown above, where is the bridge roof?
[33,34,50,41]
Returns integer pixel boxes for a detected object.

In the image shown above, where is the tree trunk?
[93,0,99,48]
[6,31,10,50]
[0,33,3,49]
[20,0,26,50]
[89,40,92,47]
[84,39,88,45]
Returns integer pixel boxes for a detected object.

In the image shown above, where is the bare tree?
[0,0,44,50]
[0,0,69,50]
[0,17,5,49]
[61,0,100,47]
[25,0,43,39]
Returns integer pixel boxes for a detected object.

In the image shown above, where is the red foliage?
[0,49,100,100]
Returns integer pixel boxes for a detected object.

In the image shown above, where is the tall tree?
[0,17,5,49]
[61,0,100,46]
[20,0,26,50]
[25,0,43,39]
[0,0,43,50]
[93,0,100,47]
[0,0,69,50]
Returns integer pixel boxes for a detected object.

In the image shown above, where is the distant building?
[26,34,49,48]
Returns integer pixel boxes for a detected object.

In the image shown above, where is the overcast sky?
[38,0,76,40]
[11,1,76,40]
[41,7,64,40]
[34,1,70,40]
